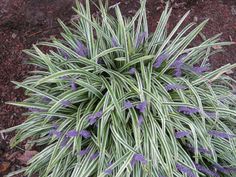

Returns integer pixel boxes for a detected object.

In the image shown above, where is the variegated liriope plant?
[3,0,236,176]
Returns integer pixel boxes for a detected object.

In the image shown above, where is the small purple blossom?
[192,66,209,74]
[138,115,144,126]
[136,101,147,113]
[66,130,79,137]
[165,84,186,91]
[194,163,219,177]
[90,152,99,160]
[111,37,119,47]
[75,40,88,57]
[79,130,91,139]
[42,97,51,103]
[79,147,91,156]
[60,49,69,60]
[129,67,136,75]
[49,130,62,138]
[94,111,103,118]
[60,100,71,107]
[87,114,97,125]
[171,53,187,67]
[131,154,147,167]
[124,100,133,109]
[174,68,182,77]
[136,32,147,48]
[60,136,70,148]
[153,53,168,68]
[175,131,191,139]
[70,81,77,91]
[205,111,216,118]
[178,106,199,115]
[28,108,43,112]
[186,144,212,155]
[176,163,196,177]
[208,130,236,139]
[104,162,113,175]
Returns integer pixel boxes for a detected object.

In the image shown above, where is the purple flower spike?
[205,111,216,119]
[70,81,77,91]
[79,147,91,156]
[124,100,133,109]
[178,106,199,115]
[208,130,236,139]
[138,115,144,126]
[90,152,99,160]
[111,37,119,47]
[153,53,168,68]
[195,163,219,177]
[176,163,196,177]
[49,130,62,138]
[105,169,112,175]
[76,40,88,57]
[79,130,91,139]
[175,131,191,139]
[165,84,186,91]
[67,130,79,137]
[192,66,209,74]
[136,101,147,113]
[129,67,136,75]
[213,164,236,174]
[136,32,147,48]
[131,154,147,167]
[60,100,71,107]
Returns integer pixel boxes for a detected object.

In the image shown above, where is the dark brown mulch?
[0,0,235,176]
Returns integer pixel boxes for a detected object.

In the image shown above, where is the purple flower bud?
[178,106,199,115]
[194,163,219,177]
[186,144,212,155]
[60,136,70,148]
[79,147,91,156]
[87,114,97,125]
[136,101,147,113]
[94,111,103,118]
[171,54,187,68]
[124,100,133,109]
[67,130,79,137]
[165,84,186,91]
[192,66,209,74]
[129,68,136,75]
[175,131,191,139]
[208,130,236,139]
[70,81,77,91]
[205,111,216,119]
[111,37,119,47]
[90,152,99,160]
[28,108,43,112]
[79,130,91,139]
[60,49,69,60]
[136,32,147,48]
[76,40,88,57]
[60,100,71,107]
[174,68,182,77]
[153,53,168,68]
[105,162,113,175]
[138,115,144,126]
[176,163,196,177]
[131,154,147,167]
[42,97,51,103]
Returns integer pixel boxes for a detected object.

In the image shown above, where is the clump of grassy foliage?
[3,0,236,176]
